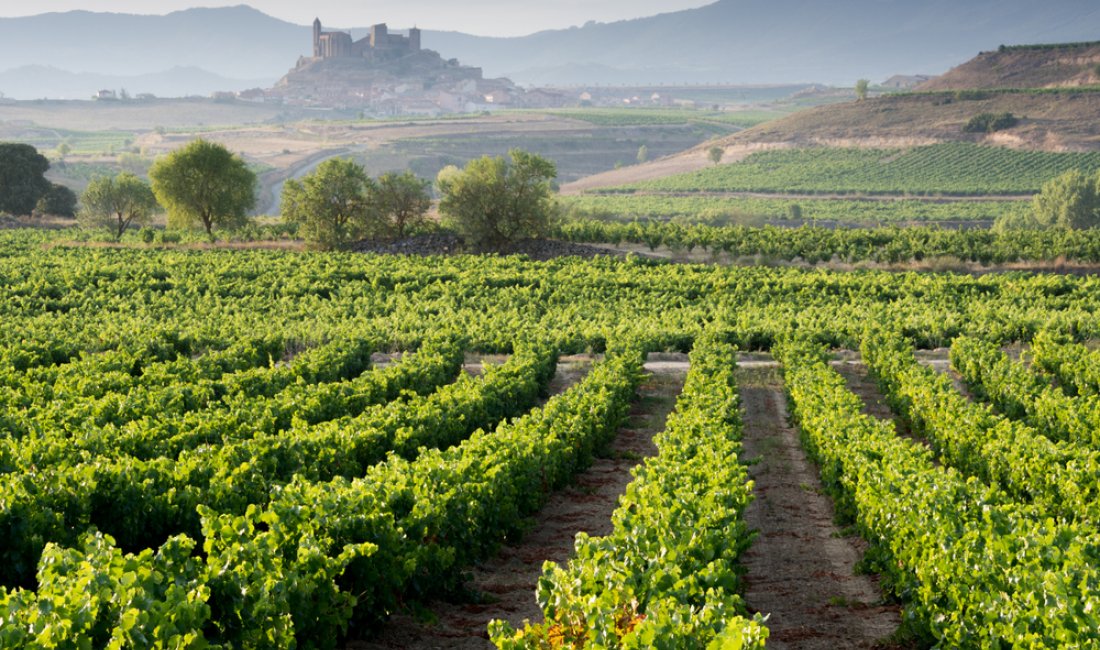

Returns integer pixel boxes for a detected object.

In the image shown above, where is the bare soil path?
[738,362,901,649]
[348,361,687,649]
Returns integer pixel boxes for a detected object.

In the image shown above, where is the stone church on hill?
[312,18,421,62]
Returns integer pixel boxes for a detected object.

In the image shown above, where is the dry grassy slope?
[562,45,1100,192]
[918,43,1100,91]
[562,90,1100,192]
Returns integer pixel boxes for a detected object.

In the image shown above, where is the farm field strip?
[0,337,463,470]
[5,232,1100,645]
[0,341,558,590]
[0,346,643,647]
[554,218,1100,264]
[0,336,384,452]
[613,144,1100,196]
[492,336,765,648]
[777,342,1100,647]
[861,329,1100,522]
[563,193,1019,224]
[1031,332,1100,397]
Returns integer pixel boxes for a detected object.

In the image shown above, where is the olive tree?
[149,139,255,236]
[708,146,724,166]
[370,171,432,238]
[281,158,375,249]
[79,173,159,240]
[437,149,557,250]
[0,143,52,216]
[1032,169,1100,230]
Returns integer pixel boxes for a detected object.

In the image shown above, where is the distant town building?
[312,18,421,62]
[881,74,933,90]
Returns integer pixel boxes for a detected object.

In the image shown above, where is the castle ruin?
[312,18,421,62]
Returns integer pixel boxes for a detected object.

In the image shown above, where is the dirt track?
[738,362,901,649]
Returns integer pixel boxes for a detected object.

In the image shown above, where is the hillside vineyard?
[2,230,1100,647]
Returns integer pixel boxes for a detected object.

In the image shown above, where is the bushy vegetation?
[437,149,558,250]
[0,143,53,216]
[149,139,256,237]
[78,173,160,240]
[963,112,1019,133]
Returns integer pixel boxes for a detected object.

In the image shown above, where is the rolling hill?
[564,44,1100,193]
[917,42,1100,91]
[0,1,1099,98]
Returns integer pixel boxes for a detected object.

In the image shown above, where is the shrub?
[963,113,1019,134]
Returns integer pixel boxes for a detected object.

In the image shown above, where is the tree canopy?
[149,139,255,236]
[371,171,432,238]
[36,184,78,219]
[281,158,374,249]
[0,143,52,216]
[1032,169,1100,230]
[437,149,557,250]
[79,173,160,241]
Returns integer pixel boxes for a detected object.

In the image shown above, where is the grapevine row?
[490,334,767,649]
[777,340,1100,646]
[950,335,1100,448]
[0,339,481,588]
[0,344,641,648]
[860,329,1100,522]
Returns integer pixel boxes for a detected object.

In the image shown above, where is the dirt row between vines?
[353,354,926,649]
[737,361,903,649]
[349,356,688,649]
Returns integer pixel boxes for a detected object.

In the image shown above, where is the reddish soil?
[738,362,901,649]
[348,362,686,649]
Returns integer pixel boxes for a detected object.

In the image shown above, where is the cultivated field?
[3,230,1100,647]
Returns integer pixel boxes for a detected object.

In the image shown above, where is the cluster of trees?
[80,139,257,240]
[283,149,558,251]
[2,140,561,249]
[281,161,431,250]
[0,139,255,240]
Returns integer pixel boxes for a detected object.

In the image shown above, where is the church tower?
[313,18,322,58]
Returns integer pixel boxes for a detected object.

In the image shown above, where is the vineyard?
[562,193,1020,225]
[611,143,1100,196]
[4,228,1100,647]
[553,219,1100,264]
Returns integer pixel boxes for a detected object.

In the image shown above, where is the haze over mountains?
[0,0,1097,99]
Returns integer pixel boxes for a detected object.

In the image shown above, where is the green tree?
[708,146,724,166]
[149,139,256,236]
[437,149,557,250]
[370,171,431,238]
[78,173,159,241]
[281,158,374,249]
[0,143,52,216]
[35,183,78,219]
[855,79,870,101]
[1032,169,1100,230]
[636,145,649,164]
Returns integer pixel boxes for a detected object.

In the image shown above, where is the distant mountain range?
[0,1,1098,99]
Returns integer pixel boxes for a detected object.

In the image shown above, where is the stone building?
[312,18,421,62]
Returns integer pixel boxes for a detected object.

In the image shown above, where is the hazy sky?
[0,1,715,36]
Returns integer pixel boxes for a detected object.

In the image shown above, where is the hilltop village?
[262,18,554,114]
